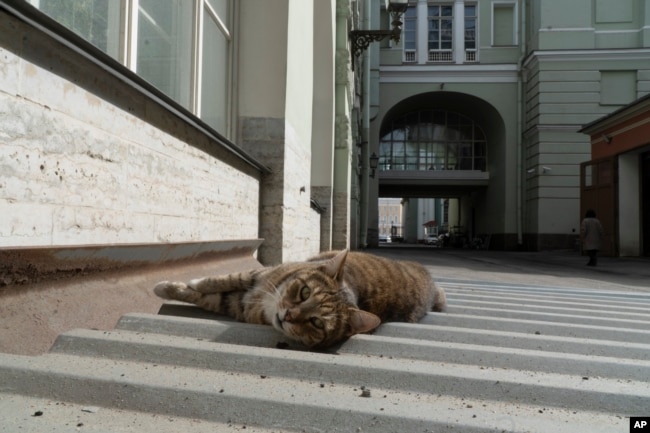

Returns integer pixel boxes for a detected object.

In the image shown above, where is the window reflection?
[379,110,487,172]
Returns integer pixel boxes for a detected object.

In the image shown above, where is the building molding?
[523,48,650,68]
[379,64,518,83]
[523,124,583,138]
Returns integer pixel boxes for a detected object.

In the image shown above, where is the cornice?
[523,48,650,69]
[379,64,519,83]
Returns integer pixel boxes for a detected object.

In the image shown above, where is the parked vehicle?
[425,234,439,245]
[379,235,392,243]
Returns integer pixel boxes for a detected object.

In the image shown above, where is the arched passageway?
[374,91,508,248]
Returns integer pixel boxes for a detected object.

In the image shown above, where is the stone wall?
[240,117,321,264]
[0,13,261,248]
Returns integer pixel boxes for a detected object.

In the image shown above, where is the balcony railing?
[404,50,416,63]
[428,50,453,62]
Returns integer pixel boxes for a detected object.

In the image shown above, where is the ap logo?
[631,418,650,431]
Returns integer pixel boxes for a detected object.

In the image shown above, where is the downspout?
[358,0,372,248]
[516,0,526,248]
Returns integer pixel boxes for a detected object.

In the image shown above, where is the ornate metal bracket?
[350,28,399,59]
[349,6,407,69]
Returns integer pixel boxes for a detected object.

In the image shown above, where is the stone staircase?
[1,280,649,432]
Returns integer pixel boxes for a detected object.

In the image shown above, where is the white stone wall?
[0,48,260,247]
[282,121,321,262]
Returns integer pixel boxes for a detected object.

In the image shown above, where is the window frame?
[29,0,234,138]
[427,3,454,62]
[379,110,488,173]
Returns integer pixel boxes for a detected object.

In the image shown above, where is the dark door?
[642,152,650,256]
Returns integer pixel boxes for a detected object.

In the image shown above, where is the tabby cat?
[154,250,446,349]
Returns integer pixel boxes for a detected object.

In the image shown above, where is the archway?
[372,91,508,248]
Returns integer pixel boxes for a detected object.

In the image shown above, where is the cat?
[154,249,446,349]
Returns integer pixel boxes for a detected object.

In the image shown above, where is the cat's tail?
[432,282,447,312]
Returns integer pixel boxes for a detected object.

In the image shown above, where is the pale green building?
[3,0,649,263]
[363,0,650,250]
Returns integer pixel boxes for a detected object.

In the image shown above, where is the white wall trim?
[379,64,518,83]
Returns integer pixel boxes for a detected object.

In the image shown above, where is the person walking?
[581,209,604,266]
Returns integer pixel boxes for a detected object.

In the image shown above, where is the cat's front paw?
[187,277,206,290]
[153,281,188,300]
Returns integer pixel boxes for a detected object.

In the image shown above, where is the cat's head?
[266,250,380,349]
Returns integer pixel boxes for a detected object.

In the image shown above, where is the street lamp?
[369,152,379,178]
[350,0,409,61]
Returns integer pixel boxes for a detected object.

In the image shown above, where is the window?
[379,110,487,172]
[403,3,478,64]
[28,0,233,138]
[403,5,417,62]
[29,0,122,58]
[427,4,453,62]
[201,0,232,132]
[137,0,193,109]
[464,4,477,61]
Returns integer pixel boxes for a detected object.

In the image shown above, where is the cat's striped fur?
[154,250,446,348]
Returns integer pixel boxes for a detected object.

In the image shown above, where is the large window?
[403,2,478,64]
[136,0,193,109]
[201,1,231,133]
[32,0,122,58]
[27,0,233,137]
[379,110,487,172]
[427,4,453,62]
[464,4,477,61]
[403,5,417,62]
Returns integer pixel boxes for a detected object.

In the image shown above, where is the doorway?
[642,152,650,256]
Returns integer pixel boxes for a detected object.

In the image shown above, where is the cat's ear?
[347,309,381,336]
[320,249,348,281]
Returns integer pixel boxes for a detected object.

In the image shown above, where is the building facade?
[367,0,650,252]
[2,0,650,269]
[580,94,650,257]
[1,0,368,266]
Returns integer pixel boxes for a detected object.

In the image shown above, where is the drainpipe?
[516,0,526,248]
[358,0,372,248]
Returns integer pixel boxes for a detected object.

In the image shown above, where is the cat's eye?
[311,317,324,329]
[299,286,312,301]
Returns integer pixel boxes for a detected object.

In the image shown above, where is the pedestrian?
[580,209,604,266]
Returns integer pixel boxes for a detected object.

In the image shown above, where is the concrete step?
[0,281,647,432]
[111,312,650,381]
[376,323,650,360]
[446,296,649,320]
[444,304,650,329]
[0,392,281,433]
[0,347,638,433]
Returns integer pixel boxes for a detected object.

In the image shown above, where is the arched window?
[379,110,487,172]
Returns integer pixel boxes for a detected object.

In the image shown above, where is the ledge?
[0,239,263,289]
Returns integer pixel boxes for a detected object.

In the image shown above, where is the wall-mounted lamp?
[602,134,612,144]
[350,0,408,67]
[526,166,552,175]
[369,152,379,178]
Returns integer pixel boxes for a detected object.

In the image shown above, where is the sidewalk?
[373,245,650,292]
